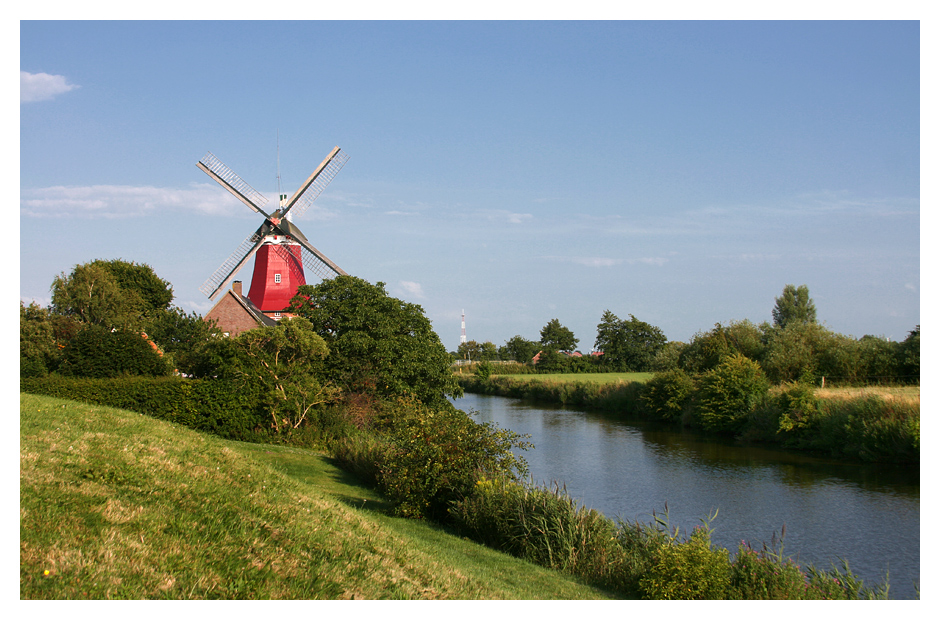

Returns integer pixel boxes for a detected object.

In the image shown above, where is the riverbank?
[455,373,919,464]
[20,393,616,599]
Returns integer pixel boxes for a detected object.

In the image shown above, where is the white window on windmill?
[274,273,281,284]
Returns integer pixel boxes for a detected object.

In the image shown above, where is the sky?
[18,19,923,352]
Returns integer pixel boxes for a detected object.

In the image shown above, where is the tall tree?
[51,262,135,329]
[539,318,579,352]
[772,284,817,328]
[288,276,461,406]
[50,259,174,331]
[500,335,540,363]
[594,310,666,372]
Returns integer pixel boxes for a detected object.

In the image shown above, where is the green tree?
[51,262,135,329]
[50,259,174,331]
[479,341,498,361]
[594,310,666,371]
[144,307,222,375]
[694,353,769,433]
[679,320,767,373]
[91,259,174,317]
[457,340,483,361]
[499,335,540,363]
[539,318,578,353]
[898,325,920,382]
[772,284,817,328]
[288,276,461,406]
[20,302,59,377]
[191,318,336,432]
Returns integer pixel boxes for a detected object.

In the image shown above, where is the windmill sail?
[282,147,349,219]
[197,144,349,304]
[199,230,266,299]
[198,152,271,216]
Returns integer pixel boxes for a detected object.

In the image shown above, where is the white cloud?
[545,256,668,268]
[476,209,533,225]
[396,280,425,299]
[21,71,79,103]
[571,257,623,268]
[20,183,257,218]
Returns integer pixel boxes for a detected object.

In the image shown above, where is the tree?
[288,276,461,406]
[772,284,817,328]
[457,340,483,361]
[594,310,667,372]
[51,262,135,329]
[20,302,58,377]
[539,318,578,352]
[50,259,174,331]
[695,353,769,433]
[191,318,336,432]
[145,306,222,375]
[499,335,540,363]
[898,326,920,382]
[91,259,174,317]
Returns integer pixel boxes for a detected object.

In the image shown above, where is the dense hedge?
[20,376,267,441]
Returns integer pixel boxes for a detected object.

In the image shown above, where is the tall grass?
[449,478,893,599]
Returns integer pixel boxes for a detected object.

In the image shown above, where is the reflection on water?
[452,392,920,599]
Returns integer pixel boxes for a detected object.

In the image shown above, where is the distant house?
[204,281,278,337]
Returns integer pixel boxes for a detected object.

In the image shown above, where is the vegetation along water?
[21,264,918,599]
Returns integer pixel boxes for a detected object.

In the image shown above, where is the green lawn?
[494,372,653,384]
[20,393,616,600]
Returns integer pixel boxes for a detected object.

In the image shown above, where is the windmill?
[197,146,349,316]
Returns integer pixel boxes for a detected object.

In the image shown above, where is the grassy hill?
[20,393,616,600]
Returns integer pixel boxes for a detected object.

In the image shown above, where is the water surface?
[453,392,920,599]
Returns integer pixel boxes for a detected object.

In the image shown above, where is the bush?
[776,381,820,434]
[639,524,731,599]
[729,539,811,599]
[371,398,530,519]
[20,375,267,441]
[641,369,696,421]
[694,354,769,433]
[59,326,171,378]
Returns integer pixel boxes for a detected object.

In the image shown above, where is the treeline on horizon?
[453,284,920,387]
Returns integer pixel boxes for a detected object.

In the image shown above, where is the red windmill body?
[197,146,349,320]
[246,238,306,314]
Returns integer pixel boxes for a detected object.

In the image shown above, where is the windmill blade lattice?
[198,152,270,215]
[299,244,347,280]
[283,148,350,219]
[199,230,264,299]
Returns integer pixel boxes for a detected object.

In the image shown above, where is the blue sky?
[19,20,921,351]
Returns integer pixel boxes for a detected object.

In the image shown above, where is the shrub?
[20,375,266,440]
[776,381,820,434]
[639,524,731,599]
[694,353,769,433]
[59,325,171,378]
[729,539,810,599]
[372,398,530,519]
[641,369,696,421]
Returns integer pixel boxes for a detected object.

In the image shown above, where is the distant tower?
[461,310,467,344]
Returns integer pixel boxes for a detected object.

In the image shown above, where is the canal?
[452,392,920,599]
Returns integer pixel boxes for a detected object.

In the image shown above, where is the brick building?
[204,281,278,337]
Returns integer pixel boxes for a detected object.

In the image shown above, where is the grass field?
[20,392,616,600]
[814,385,920,403]
[495,372,654,384]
